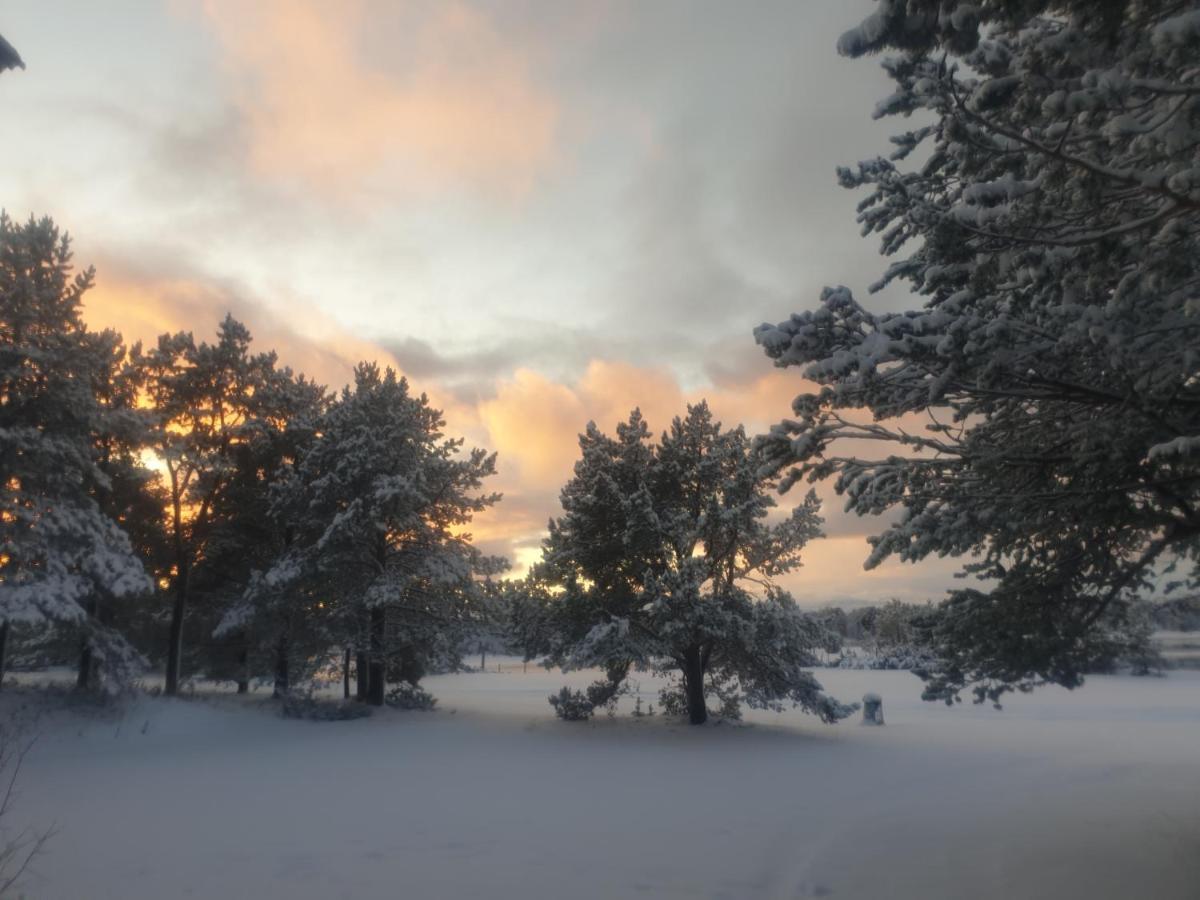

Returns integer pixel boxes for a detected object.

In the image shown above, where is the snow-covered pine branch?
[756,1,1200,705]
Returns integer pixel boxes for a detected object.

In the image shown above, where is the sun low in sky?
[0,0,963,605]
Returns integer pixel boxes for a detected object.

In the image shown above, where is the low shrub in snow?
[548,669,629,721]
[830,645,939,672]
[280,694,372,721]
[385,684,437,711]
[548,687,595,721]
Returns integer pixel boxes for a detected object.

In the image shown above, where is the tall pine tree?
[257,364,502,704]
[136,316,284,695]
[0,214,149,687]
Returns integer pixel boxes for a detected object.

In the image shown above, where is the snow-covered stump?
[861,693,884,726]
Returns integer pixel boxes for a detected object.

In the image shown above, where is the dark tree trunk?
[343,647,351,699]
[356,651,368,701]
[77,639,93,690]
[236,646,249,694]
[683,648,707,725]
[272,637,290,698]
[0,621,8,690]
[480,646,486,672]
[77,596,98,691]
[367,606,386,706]
[165,568,188,696]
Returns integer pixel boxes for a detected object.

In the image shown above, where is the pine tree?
[136,315,284,695]
[755,1,1200,705]
[258,363,502,705]
[205,367,329,695]
[75,327,160,689]
[0,214,150,687]
[526,403,853,725]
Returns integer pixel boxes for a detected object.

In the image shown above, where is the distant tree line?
[1,213,856,728]
[0,213,505,705]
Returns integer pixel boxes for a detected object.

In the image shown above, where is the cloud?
[782,535,968,606]
[479,360,685,484]
[79,245,948,598]
[81,253,404,394]
[196,0,559,199]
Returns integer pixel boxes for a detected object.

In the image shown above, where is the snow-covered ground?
[6,663,1199,899]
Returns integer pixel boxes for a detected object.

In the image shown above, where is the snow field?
[8,664,1200,900]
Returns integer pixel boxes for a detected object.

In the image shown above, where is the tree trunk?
[272,637,289,698]
[683,648,707,725]
[0,622,8,691]
[480,645,486,672]
[367,606,386,706]
[165,569,188,696]
[236,646,249,694]
[77,639,93,691]
[77,596,98,691]
[343,647,351,700]
[356,651,368,701]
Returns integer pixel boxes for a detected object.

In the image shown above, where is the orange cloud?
[479,360,687,487]
[197,0,558,197]
[781,535,964,605]
[82,264,405,394]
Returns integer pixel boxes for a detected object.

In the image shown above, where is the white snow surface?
[7,664,1200,899]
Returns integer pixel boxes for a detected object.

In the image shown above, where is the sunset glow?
[1,0,956,604]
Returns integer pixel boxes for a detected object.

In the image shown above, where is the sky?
[0,0,966,606]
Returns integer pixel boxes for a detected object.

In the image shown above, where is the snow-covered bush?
[280,693,373,721]
[547,667,629,721]
[833,645,939,671]
[547,687,595,721]
[385,684,437,711]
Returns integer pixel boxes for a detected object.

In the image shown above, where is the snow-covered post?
[861,693,884,726]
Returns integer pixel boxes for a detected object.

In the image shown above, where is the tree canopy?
[755,1,1200,704]
[520,403,853,725]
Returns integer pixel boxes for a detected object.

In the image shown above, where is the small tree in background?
[524,403,853,725]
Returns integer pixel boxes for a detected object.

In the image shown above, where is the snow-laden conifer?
[755,1,1200,705]
[524,403,853,725]
[136,315,289,695]
[252,363,503,705]
[0,214,150,686]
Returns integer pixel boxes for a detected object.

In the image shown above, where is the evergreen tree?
[75,327,160,689]
[205,367,329,695]
[0,214,150,687]
[259,363,502,705]
[756,1,1200,704]
[525,403,853,725]
[136,315,284,695]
